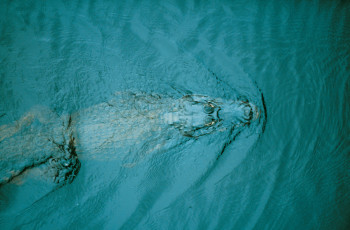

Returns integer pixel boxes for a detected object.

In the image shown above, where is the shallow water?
[0,0,349,229]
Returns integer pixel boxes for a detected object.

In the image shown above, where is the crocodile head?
[163,95,261,137]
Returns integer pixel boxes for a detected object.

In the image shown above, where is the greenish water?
[0,0,349,229]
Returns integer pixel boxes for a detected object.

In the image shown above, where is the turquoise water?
[0,0,349,229]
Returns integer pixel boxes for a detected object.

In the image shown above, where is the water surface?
[0,0,349,229]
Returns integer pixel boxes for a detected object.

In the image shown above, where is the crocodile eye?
[204,117,216,126]
[203,103,215,114]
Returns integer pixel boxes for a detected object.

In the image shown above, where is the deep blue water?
[0,0,349,229]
